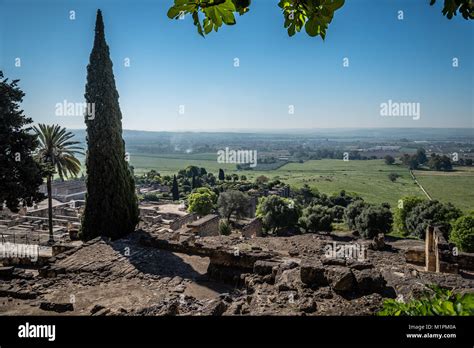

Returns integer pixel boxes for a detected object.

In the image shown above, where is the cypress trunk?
[80,10,139,241]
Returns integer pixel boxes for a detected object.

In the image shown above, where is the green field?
[130,152,236,174]
[414,167,474,212]
[127,155,473,211]
[269,160,425,207]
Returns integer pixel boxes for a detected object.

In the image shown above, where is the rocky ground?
[0,230,472,316]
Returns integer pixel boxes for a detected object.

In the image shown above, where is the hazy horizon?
[63,126,474,132]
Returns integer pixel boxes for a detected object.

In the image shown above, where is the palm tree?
[33,124,83,244]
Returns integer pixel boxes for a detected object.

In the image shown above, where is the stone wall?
[187,215,219,237]
[406,226,474,273]
[241,217,263,239]
[170,213,197,231]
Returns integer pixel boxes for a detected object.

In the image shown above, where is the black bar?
[0,316,472,346]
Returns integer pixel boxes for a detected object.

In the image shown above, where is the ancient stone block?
[39,301,74,313]
[324,266,355,292]
[353,268,386,294]
[300,260,327,287]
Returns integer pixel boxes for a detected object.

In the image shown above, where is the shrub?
[143,193,160,202]
[187,191,214,216]
[193,187,218,204]
[354,203,393,238]
[328,190,359,208]
[218,219,232,236]
[394,196,425,235]
[256,195,300,234]
[344,200,368,230]
[217,190,250,221]
[449,215,474,253]
[378,284,474,316]
[298,204,333,233]
[405,200,462,239]
[329,205,345,222]
[384,155,395,165]
[388,173,400,182]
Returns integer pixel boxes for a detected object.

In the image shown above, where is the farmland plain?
[131,155,470,208]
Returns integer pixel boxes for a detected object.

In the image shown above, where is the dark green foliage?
[192,175,199,189]
[256,195,300,234]
[328,190,358,207]
[299,203,333,233]
[344,200,368,230]
[217,190,250,221]
[218,219,232,236]
[0,72,45,212]
[186,165,200,178]
[329,205,345,221]
[279,0,345,39]
[384,155,395,165]
[218,168,225,181]
[167,0,470,39]
[430,0,473,19]
[405,200,462,239]
[354,203,393,238]
[167,0,245,37]
[449,214,474,252]
[295,184,315,204]
[172,175,179,200]
[388,173,400,182]
[415,148,428,165]
[34,124,83,243]
[428,154,453,171]
[143,193,160,202]
[400,153,419,170]
[378,284,474,316]
[80,10,139,241]
[394,196,425,235]
[34,124,83,179]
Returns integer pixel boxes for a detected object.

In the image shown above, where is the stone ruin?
[1,204,472,316]
[405,226,474,274]
[38,180,86,203]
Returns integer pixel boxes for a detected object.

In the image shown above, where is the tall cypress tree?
[171,175,179,201]
[80,10,138,241]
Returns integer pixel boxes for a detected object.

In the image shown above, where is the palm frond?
[33,124,84,179]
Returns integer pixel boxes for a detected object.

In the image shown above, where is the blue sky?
[0,0,473,131]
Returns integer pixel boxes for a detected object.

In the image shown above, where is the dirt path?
[409,170,432,200]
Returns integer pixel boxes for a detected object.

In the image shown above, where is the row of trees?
[137,166,251,202]
[254,188,393,238]
[386,149,464,172]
